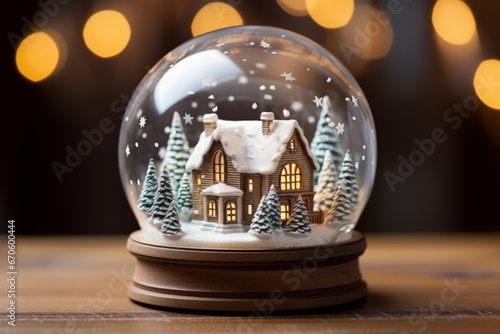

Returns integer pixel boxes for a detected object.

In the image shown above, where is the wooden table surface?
[1,233,499,333]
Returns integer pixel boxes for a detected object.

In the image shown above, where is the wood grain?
[1,233,499,333]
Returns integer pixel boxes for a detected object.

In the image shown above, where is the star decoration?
[125,145,130,157]
[139,116,146,128]
[183,113,194,125]
[201,76,215,88]
[335,122,345,135]
[352,96,359,107]
[280,72,296,81]
[313,96,323,108]
[259,40,271,49]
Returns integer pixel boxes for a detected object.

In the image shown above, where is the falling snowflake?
[283,109,290,117]
[238,76,249,84]
[212,106,218,112]
[208,94,215,99]
[183,113,194,125]
[270,85,276,90]
[164,126,171,134]
[259,40,271,49]
[327,77,332,83]
[362,155,366,161]
[345,97,351,101]
[280,72,296,81]
[139,116,146,128]
[259,85,266,91]
[313,96,323,108]
[363,145,366,150]
[264,94,273,100]
[351,96,359,107]
[191,102,198,108]
[355,162,359,169]
[252,103,258,109]
[125,145,130,157]
[352,116,357,121]
[135,142,139,148]
[335,123,345,135]
[154,142,159,148]
[228,95,235,101]
[256,63,266,69]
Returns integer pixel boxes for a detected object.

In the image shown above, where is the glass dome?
[118,25,377,249]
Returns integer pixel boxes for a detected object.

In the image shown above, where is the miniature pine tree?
[176,172,193,211]
[137,158,158,213]
[313,150,338,212]
[326,180,352,225]
[249,196,273,235]
[266,185,283,231]
[160,200,183,236]
[310,96,344,185]
[163,111,191,195]
[338,150,359,208]
[284,196,312,234]
[148,164,175,225]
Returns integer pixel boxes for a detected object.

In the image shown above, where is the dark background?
[3,0,500,235]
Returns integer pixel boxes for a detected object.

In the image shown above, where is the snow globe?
[119,25,376,311]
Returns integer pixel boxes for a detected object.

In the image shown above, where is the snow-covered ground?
[139,220,353,250]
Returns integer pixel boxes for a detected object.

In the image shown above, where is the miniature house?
[186,112,322,232]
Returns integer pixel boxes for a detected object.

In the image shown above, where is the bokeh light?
[339,5,393,61]
[306,0,354,29]
[191,2,243,37]
[16,32,59,82]
[474,59,500,110]
[432,0,476,45]
[277,0,308,16]
[83,10,131,58]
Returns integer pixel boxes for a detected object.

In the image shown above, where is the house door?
[225,200,237,224]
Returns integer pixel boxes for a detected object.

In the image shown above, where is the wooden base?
[126,230,367,312]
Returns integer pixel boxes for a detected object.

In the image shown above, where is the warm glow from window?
[432,0,476,45]
[225,201,237,222]
[280,163,302,190]
[83,10,131,58]
[16,32,59,82]
[277,0,308,16]
[248,178,254,192]
[208,200,217,217]
[306,0,354,29]
[213,150,225,182]
[288,139,296,153]
[247,202,253,215]
[280,204,290,221]
[191,2,243,37]
[196,174,202,185]
[474,59,500,110]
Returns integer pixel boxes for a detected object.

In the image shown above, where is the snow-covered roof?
[186,117,318,174]
[202,182,244,196]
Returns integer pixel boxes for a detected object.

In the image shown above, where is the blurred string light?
[432,0,476,45]
[277,0,308,16]
[339,4,393,61]
[83,10,131,58]
[16,32,59,82]
[306,0,354,29]
[191,2,243,37]
[474,59,500,110]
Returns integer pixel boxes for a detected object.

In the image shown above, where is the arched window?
[287,139,296,153]
[225,201,237,223]
[248,178,254,192]
[213,150,225,182]
[208,200,217,217]
[280,163,302,190]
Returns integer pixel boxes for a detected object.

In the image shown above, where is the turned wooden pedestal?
[126,230,367,311]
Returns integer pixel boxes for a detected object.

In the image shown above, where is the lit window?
[280,163,302,190]
[247,202,253,215]
[287,139,296,153]
[196,173,202,185]
[248,178,254,192]
[226,201,237,223]
[213,150,225,182]
[208,200,217,217]
[280,204,290,221]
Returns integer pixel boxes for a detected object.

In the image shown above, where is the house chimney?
[203,113,218,136]
[260,112,274,135]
